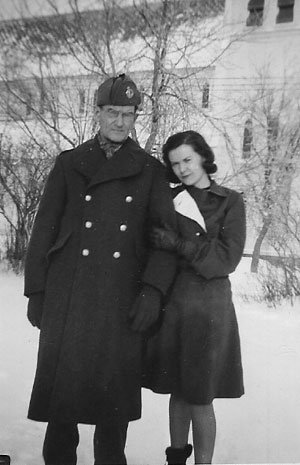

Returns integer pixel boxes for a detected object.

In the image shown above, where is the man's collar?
[72,136,148,186]
[97,130,124,159]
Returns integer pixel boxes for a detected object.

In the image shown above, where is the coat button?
[85,221,92,229]
[120,224,127,232]
[85,195,92,202]
[196,232,201,236]
[113,251,121,259]
[125,196,133,203]
[82,248,90,256]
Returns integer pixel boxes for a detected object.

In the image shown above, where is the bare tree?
[0,136,55,270]
[234,75,300,275]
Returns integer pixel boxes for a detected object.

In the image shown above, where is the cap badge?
[125,86,134,99]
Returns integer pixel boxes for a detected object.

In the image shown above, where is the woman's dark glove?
[129,284,162,332]
[27,292,44,329]
[150,225,181,252]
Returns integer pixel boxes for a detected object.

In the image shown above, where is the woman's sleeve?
[178,192,246,279]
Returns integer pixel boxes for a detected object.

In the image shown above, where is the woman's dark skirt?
[143,270,244,404]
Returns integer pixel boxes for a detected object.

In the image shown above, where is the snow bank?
[0,265,300,464]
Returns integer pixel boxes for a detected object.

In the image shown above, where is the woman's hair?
[162,130,218,184]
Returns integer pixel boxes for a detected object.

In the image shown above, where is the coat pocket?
[46,230,72,262]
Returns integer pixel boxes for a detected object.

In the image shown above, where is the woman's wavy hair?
[162,130,218,184]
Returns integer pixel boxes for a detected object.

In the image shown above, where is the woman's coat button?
[85,221,92,229]
[82,249,90,256]
[125,196,133,203]
[120,224,127,232]
[113,251,121,259]
[85,194,92,202]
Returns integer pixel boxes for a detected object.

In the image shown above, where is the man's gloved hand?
[27,292,44,329]
[150,225,181,252]
[129,284,162,332]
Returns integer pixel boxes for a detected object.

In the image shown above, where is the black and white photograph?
[0,0,299,464]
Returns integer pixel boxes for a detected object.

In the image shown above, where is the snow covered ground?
[1,260,300,464]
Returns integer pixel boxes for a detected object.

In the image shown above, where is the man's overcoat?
[24,136,176,424]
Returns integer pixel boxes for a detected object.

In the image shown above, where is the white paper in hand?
[173,189,207,232]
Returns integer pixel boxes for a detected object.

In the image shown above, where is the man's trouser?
[42,419,128,465]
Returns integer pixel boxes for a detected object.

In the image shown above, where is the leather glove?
[150,225,181,252]
[27,292,44,329]
[129,284,162,332]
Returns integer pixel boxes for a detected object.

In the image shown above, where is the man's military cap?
[97,73,141,107]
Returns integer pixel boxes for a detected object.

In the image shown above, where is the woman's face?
[168,144,209,188]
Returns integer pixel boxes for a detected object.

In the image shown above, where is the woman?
[145,130,246,465]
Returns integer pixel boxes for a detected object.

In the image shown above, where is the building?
[212,0,300,175]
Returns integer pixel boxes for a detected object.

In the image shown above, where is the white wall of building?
[212,0,300,178]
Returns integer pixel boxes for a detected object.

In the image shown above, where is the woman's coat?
[24,136,176,424]
[144,182,246,403]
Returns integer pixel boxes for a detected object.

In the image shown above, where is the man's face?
[96,105,136,143]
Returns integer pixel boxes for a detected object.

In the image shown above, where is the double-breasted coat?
[144,182,246,404]
[24,136,177,424]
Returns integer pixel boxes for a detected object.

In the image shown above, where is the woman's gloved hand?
[150,225,181,252]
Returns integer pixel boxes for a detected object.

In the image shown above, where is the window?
[39,88,46,115]
[267,116,279,140]
[79,89,86,114]
[47,92,57,116]
[267,115,279,154]
[202,83,210,109]
[25,92,32,116]
[93,89,98,109]
[246,0,265,26]
[242,119,253,159]
[276,0,294,23]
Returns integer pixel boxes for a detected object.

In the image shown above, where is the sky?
[0,0,104,20]
[0,0,143,20]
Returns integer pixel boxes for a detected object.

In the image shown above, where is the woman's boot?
[165,444,193,465]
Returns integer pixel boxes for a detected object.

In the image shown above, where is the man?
[25,74,177,465]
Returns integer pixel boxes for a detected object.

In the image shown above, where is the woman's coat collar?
[174,180,228,198]
[206,180,228,197]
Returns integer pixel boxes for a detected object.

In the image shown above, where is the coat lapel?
[72,136,106,181]
[204,181,229,228]
[174,182,229,232]
[173,189,207,232]
[72,136,147,186]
